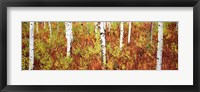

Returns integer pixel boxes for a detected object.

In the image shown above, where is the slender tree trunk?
[103,22,106,31]
[156,22,163,70]
[94,22,98,33]
[86,22,88,32]
[29,22,34,70]
[107,22,111,32]
[44,22,46,29]
[100,22,106,65]
[120,22,124,50]
[48,22,52,38]
[150,22,154,43]
[57,22,59,31]
[65,22,73,56]
[128,22,131,44]
[36,22,39,33]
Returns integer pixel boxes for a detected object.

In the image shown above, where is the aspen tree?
[103,22,106,30]
[65,22,73,56]
[44,22,46,29]
[107,22,111,32]
[36,22,39,33]
[94,22,98,33]
[119,22,124,50]
[100,22,106,65]
[176,22,178,31]
[29,22,34,70]
[150,22,154,43]
[128,22,131,44]
[57,22,59,31]
[48,22,52,38]
[156,22,163,70]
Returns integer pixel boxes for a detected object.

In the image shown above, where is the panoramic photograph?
[22,22,178,70]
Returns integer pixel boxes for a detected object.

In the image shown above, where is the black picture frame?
[0,0,199,92]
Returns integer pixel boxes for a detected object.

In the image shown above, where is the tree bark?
[57,22,59,31]
[48,22,52,38]
[94,22,98,33]
[156,22,163,70]
[128,22,131,44]
[120,22,124,50]
[103,22,106,31]
[107,22,111,32]
[65,22,73,56]
[29,22,34,70]
[176,22,178,31]
[36,22,39,33]
[100,22,106,65]
[150,22,154,43]
[44,22,46,29]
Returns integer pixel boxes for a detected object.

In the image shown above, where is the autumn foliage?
[22,22,178,70]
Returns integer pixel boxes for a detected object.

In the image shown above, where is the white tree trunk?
[94,22,98,33]
[29,22,34,70]
[36,22,39,33]
[44,22,46,29]
[120,22,124,50]
[156,22,163,70]
[48,22,52,38]
[65,22,73,56]
[103,22,106,31]
[86,22,88,31]
[107,22,111,32]
[128,22,131,44]
[57,22,59,31]
[150,22,154,43]
[100,22,106,65]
